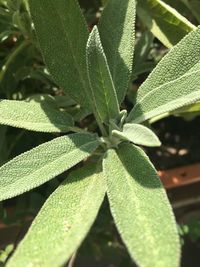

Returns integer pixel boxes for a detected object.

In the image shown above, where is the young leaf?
[98,0,136,103]
[0,99,74,132]
[29,0,91,109]
[86,26,120,124]
[127,27,200,122]
[0,133,100,201]
[103,143,180,267]
[137,0,196,48]
[7,163,106,267]
[112,123,161,147]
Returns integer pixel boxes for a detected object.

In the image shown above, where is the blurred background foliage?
[0,0,200,266]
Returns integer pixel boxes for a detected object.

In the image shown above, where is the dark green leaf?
[29,0,91,109]
[98,0,136,103]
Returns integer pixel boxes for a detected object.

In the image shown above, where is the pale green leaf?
[0,99,74,132]
[137,0,196,48]
[29,0,91,109]
[128,68,200,123]
[172,101,200,121]
[86,26,120,124]
[104,143,180,267]
[174,101,200,114]
[0,133,100,201]
[128,27,200,122]
[7,163,106,267]
[98,0,136,103]
[112,123,161,147]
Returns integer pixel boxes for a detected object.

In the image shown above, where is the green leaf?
[29,0,91,109]
[174,101,200,114]
[7,163,106,267]
[127,27,200,123]
[0,40,30,91]
[137,0,196,48]
[112,123,161,147]
[103,143,180,267]
[128,71,200,123]
[181,0,200,23]
[86,26,120,124]
[98,0,136,103]
[0,133,100,201]
[133,31,154,68]
[0,99,74,132]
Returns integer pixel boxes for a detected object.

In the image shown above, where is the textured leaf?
[112,123,161,147]
[86,26,120,124]
[128,27,200,122]
[137,0,196,48]
[0,99,74,132]
[103,143,180,267]
[128,71,200,123]
[98,0,136,103]
[7,163,106,267]
[29,0,91,108]
[0,133,100,201]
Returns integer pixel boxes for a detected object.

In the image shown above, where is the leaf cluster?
[0,0,200,266]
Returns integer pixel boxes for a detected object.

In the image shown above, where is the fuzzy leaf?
[103,143,180,267]
[128,68,200,123]
[98,0,136,103]
[112,123,161,147]
[0,133,100,201]
[86,26,120,124]
[128,27,200,123]
[29,0,91,109]
[0,99,73,132]
[7,163,106,267]
[137,0,196,48]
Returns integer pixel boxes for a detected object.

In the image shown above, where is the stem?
[68,252,77,267]
[0,39,29,85]
[68,126,89,134]
[93,111,108,137]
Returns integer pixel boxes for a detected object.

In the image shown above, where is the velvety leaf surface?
[137,0,196,48]
[86,26,119,124]
[7,163,106,267]
[0,99,73,132]
[103,143,180,267]
[29,0,90,108]
[127,27,200,122]
[0,133,100,201]
[112,123,161,147]
[128,69,200,123]
[98,0,136,103]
